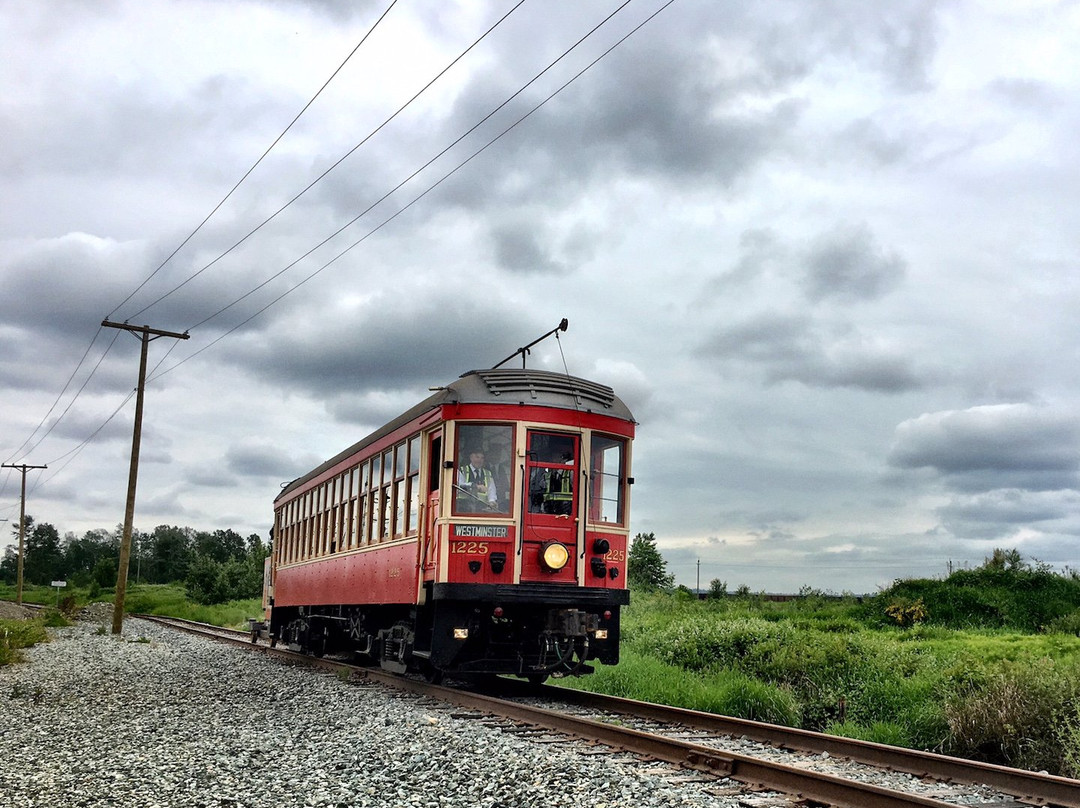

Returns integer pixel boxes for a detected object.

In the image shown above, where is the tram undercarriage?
[260,595,621,682]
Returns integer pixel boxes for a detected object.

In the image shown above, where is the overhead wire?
[109,0,402,321]
[3,1,403,490]
[1,326,113,466]
[150,0,676,381]
[4,328,122,468]
[124,0,526,324]
[30,391,138,498]
[12,0,676,516]
[175,0,636,337]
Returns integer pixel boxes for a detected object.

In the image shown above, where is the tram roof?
[276,368,635,502]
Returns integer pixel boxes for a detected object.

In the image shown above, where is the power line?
[1,326,115,466]
[4,328,122,469]
[125,0,527,324]
[3,1,402,479]
[13,2,674,504]
[149,1,675,380]
[177,0,636,337]
[108,0,402,322]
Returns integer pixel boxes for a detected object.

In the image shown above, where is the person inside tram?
[543,450,575,515]
[457,447,497,512]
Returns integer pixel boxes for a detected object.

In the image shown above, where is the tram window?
[343,470,354,550]
[454,424,513,516]
[527,432,578,515]
[368,456,381,545]
[359,462,371,545]
[392,441,406,537]
[381,448,393,540]
[590,435,626,525]
[406,435,420,535]
[428,435,442,492]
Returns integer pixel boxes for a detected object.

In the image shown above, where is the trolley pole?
[102,320,189,634]
[1,463,47,606]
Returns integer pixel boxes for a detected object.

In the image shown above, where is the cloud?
[888,404,1080,492]
[696,314,925,393]
[936,489,1080,536]
[802,223,907,303]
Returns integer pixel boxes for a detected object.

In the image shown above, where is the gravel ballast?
[0,618,747,808]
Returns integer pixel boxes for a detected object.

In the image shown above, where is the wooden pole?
[1,463,47,606]
[101,320,189,634]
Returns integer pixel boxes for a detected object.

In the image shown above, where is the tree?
[194,528,245,563]
[627,532,674,591]
[708,578,728,599]
[24,521,62,585]
[146,525,194,583]
[64,529,119,587]
[0,546,17,584]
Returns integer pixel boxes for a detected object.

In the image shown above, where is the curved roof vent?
[469,368,616,409]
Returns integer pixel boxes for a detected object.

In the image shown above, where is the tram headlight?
[539,541,570,572]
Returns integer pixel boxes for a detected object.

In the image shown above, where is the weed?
[942,656,1080,772]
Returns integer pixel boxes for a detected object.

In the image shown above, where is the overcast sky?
[2,0,1078,594]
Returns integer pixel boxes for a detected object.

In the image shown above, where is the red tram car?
[258,367,636,681]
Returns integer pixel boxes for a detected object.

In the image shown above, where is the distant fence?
[693,591,866,604]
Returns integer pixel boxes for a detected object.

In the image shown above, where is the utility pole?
[102,320,189,634]
[1,463,48,605]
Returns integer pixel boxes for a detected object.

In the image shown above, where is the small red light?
[603,610,612,621]
[493,607,504,618]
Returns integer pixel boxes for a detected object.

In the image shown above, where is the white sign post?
[51,580,66,607]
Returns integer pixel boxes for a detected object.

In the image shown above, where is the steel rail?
[373,673,962,808]
[14,607,1080,806]
[518,682,1080,808]
[138,615,971,808]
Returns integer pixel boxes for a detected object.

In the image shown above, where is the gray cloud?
[697,314,925,393]
[4,1,1080,592]
[802,224,907,303]
[937,489,1080,533]
[888,404,1080,492]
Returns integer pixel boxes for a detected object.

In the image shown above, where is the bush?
[185,555,263,605]
[943,657,1080,772]
[1061,704,1080,779]
[1046,609,1080,636]
[0,619,49,666]
[562,648,801,726]
[874,556,1080,631]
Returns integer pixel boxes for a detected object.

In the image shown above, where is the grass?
[121,584,262,629]
[565,591,1080,776]
[560,647,801,726]
[7,576,1080,775]
[1,618,53,666]
[0,582,263,631]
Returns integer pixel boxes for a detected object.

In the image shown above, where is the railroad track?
[132,613,1080,808]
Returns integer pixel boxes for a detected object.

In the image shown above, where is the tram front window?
[527,432,577,515]
[454,424,513,515]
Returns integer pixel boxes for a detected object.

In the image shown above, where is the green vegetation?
[627,532,674,591]
[8,533,1080,776]
[0,516,269,605]
[0,582,263,631]
[122,584,262,627]
[577,546,1080,777]
[1,614,59,666]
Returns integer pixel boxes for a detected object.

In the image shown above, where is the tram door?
[422,432,441,582]
[521,430,580,583]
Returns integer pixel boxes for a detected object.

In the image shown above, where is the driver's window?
[454,424,513,515]
[527,432,577,515]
